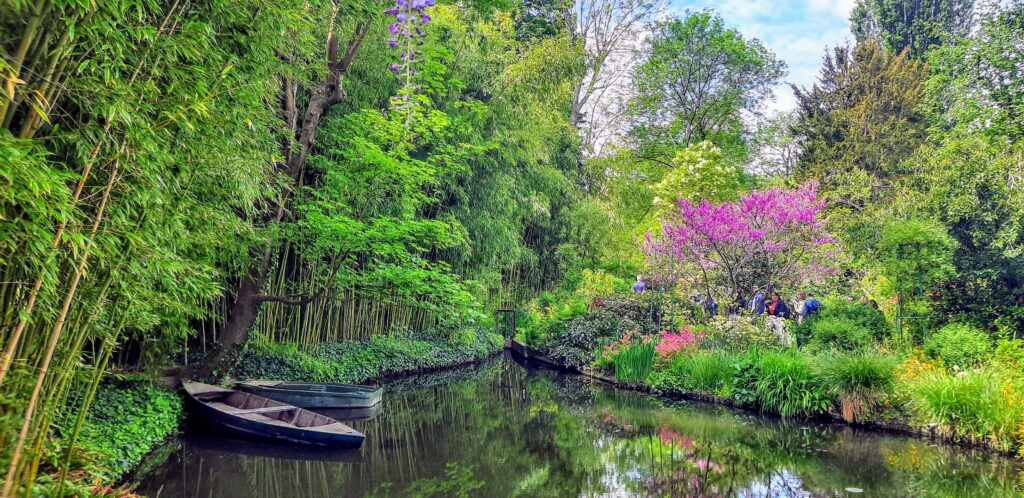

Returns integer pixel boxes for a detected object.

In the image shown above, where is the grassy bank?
[518,290,1024,456]
[222,328,506,383]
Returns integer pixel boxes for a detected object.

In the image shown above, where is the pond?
[134,353,1023,497]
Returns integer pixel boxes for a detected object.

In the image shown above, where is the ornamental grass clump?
[655,350,737,397]
[752,350,830,417]
[816,350,898,422]
[598,332,657,383]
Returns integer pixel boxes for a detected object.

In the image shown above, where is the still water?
[134,354,1023,497]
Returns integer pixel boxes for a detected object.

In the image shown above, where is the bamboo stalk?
[1,160,119,498]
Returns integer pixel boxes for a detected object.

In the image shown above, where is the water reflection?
[135,353,1024,497]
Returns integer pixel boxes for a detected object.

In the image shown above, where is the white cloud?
[807,0,856,18]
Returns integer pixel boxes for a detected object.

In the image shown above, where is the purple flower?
[388,38,398,48]
[419,14,431,24]
[388,23,400,34]
[397,12,408,21]
[384,7,399,14]
[388,64,400,73]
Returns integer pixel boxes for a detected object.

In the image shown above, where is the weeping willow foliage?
[0,0,590,492]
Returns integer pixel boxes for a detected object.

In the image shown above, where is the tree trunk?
[190,20,369,379]
[194,265,265,378]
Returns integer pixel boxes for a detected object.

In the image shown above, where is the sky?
[667,0,858,113]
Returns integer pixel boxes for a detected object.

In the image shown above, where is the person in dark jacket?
[749,285,765,315]
[766,292,791,319]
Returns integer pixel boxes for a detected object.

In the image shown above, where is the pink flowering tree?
[643,182,839,299]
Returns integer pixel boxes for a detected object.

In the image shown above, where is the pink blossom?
[642,181,839,294]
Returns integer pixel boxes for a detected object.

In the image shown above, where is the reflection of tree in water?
[134,356,1024,497]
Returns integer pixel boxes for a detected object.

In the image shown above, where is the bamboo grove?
[0,0,590,493]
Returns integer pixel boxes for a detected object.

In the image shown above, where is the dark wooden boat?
[235,380,383,409]
[182,382,365,447]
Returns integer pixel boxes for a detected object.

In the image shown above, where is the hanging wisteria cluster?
[384,0,434,77]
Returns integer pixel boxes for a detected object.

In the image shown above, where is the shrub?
[749,350,830,416]
[993,339,1024,371]
[520,295,589,347]
[924,323,992,368]
[906,367,1024,451]
[228,328,503,383]
[655,325,703,361]
[547,310,639,370]
[796,299,890,347]
[807,316,876,351]
[597,293,656,326]
[450,328,478,349]
[816,350,898,422]
[72,381,184,481]
[701,316,782,351]
[652,350,737,397]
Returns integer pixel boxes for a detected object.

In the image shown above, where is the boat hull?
[183,382,365,447]
[236,381,383,409]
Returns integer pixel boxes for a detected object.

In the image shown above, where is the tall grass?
[817,350,897,422]
[656,350,737,396]
[751,351,830,417]
[907,367,1024,451]
[614,339,657,383]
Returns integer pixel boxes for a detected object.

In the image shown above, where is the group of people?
[632,276,820,323]
[743,285,820,323]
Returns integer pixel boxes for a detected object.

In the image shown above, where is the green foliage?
[807,318,876,351]
[850,0,974,58]
[230,329,503,383]
[905,367,1024,451]
[547,311,639,370]
[878,219,957,297]
[573,269,626,304]
[800,300,890,350]
[701,316,782,351]
[519,292,589,347]
[71,381,183,481]
[628,10,785,163]
[646,141,743,226]
[744,350,830,417]
[650,350,737,397]
[612,338,656,383]
[924,323,992,368]
[816,350,897,422]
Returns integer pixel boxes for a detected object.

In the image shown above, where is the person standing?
[766,292,791,319]
[802,292,821,321]
[701,293,718,317]
[749,285,765,315]
[632,275,646,293]
[794,292,807,323]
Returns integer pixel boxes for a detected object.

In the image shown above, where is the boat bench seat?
[229,405,295,415]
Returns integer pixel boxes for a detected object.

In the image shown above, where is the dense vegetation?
[0,0,1022,494]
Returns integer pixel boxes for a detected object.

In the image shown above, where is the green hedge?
[74,381,184,482]
[226,329,504,383]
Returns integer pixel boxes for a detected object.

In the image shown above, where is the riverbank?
[39,330,504,496]
[508,339,1014,456]
[134,353,1024,497]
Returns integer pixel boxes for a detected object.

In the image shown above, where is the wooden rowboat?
[235,380,383,409]
[182,382,365,447]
